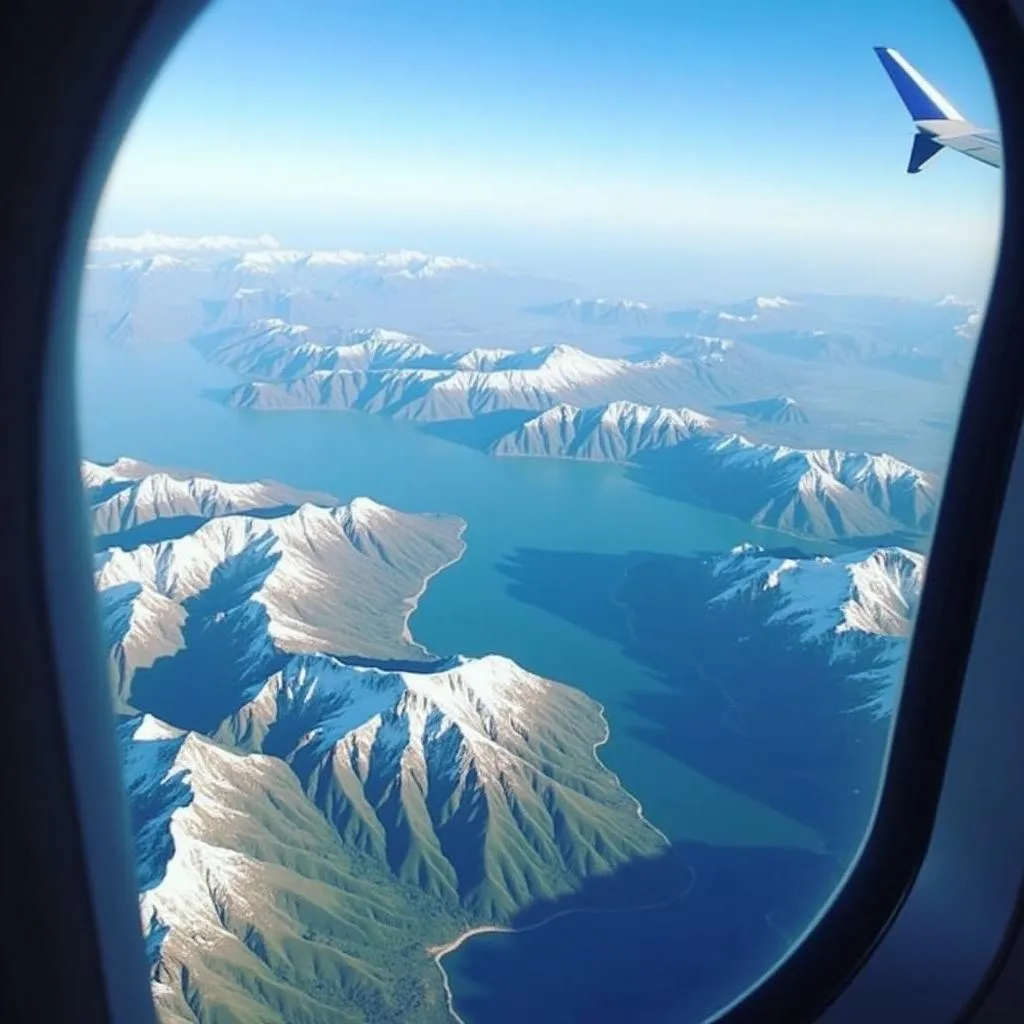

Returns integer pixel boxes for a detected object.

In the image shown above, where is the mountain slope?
[220,341,762,422]
[215,652,664,919]
[524,297,656,328]
[97,461,673,1022]
[720,395,809,425]
[710,544,924,712]
[95,487,466,714]
[83,457,336,541]
[686,435,937,537]
[79,242,567,346]
[486,402,937,539]
[489,401,714,460]
[120,714,460,1024]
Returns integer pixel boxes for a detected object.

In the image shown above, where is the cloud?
[89,231,282,253]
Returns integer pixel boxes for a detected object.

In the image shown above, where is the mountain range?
[719,395,809,425]
[79,241,568,347]
[710,544,925,713]
[477,401,936,540]
[96,459,670,1022]
[206,324,939,540]
[219,340,706,421]
[84,456,337,543]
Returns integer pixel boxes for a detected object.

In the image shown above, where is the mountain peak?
[343,496,393,528]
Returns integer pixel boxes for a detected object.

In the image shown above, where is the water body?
[78,340,862,1021]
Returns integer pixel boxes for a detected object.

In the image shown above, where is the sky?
[96,0,1003,302]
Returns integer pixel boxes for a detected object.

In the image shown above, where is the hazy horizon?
[93,0,1003,304]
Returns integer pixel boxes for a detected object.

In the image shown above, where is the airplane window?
[75,0,1002,1020]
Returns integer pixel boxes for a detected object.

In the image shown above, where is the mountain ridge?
[96,460,675,1022]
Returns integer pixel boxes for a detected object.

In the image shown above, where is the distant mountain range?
[197,323,939,540]
[720,395,809,425]
[79,241,569,346]
[218,336,720,420]
[96,459,668,1022]
[710,544,925,713]
[524,297,657,329]
[488,402,937,539]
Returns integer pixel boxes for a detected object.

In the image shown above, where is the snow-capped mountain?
[79,240,564,347]
[83,456,335,540]
[119,714,459,1022]
[489,401,715,460]
[99,459,671,1021]
[664,435,938,539]
[711,544,925,713]
[224,247,482,281]
[720,395,810,425]
[215,652,665,918]
[200,322,632,382]
[485,402,936,539]
[525,297,656,328]
[94,473,466,710]
[195,321,434,378]
[660,294,977,383]
[222,343,686,420]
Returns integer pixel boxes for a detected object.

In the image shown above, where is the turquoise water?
[78,340,826,850]
[79,340,853,1021]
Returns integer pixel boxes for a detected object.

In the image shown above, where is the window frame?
[0,0,1021,1021]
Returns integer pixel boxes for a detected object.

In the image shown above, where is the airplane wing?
[874,47,1001,172]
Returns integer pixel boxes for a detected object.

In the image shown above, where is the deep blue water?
[78,339,883,1022]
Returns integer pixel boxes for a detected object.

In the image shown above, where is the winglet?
[908,132,943,173]
[874,47,964,123]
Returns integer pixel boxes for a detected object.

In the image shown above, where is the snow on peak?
[451,347,517,371]
[713,545,924,642]
[526,343,625,379]
[490,400,716,462]
[342,496,392,528]
[754,295,797,309]
[133,714,186,742]
[82,456,164,487]
[106,254,197,274]
[581,297,651,311]
[710,545,924,714]
[598,400,713,432]
[93,469,466,666]
[937,294,978,308]
[718,311,758,322]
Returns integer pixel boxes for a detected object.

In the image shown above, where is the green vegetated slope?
[98,459,670,1022]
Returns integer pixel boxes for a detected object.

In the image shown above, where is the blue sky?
[97,0,1002,302]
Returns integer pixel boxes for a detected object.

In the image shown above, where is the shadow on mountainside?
[93,506,307,552]
[129,532,287,732]
[497,547,892,856]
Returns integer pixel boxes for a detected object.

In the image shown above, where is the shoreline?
[430,692,681,1024]
[385,483,679,1024]
[430,864,697,1024]
[400,521,469,657]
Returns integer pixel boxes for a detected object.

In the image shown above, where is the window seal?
[2,0,1020,1021]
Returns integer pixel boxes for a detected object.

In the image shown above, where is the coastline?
[401,520,469,657]
[430,692,683,1024]
[430,866,697,1024]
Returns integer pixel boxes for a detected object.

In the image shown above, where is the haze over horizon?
[94,0,1002,304]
